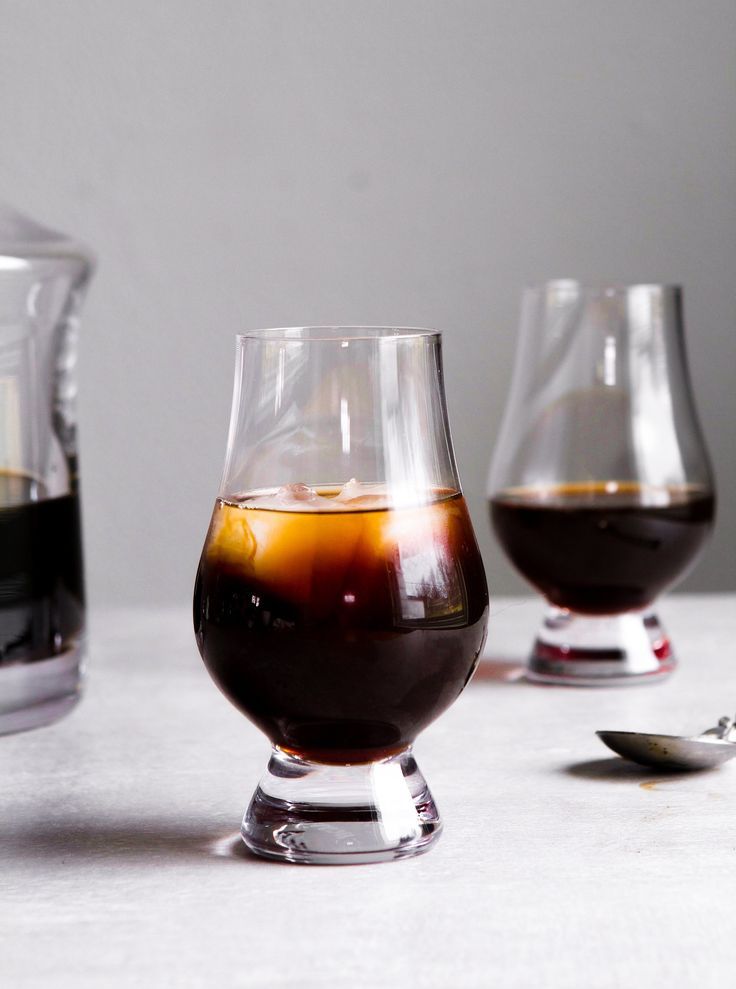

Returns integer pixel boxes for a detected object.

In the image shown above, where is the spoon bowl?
[597,729,736,771]
[597,714,736,771]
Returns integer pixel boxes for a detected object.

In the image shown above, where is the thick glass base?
[0,644,84,735]
[242,746,441,864]
[527,607,674,686]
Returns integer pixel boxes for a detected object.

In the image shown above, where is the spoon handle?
[701,715,736,741]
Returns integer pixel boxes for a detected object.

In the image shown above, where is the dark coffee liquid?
[194,489,488,763]
[0,472,85,665]
[490,482,714,615]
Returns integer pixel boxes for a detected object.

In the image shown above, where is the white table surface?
[2,595,736,988]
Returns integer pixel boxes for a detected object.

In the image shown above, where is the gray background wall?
[1,1,733,606]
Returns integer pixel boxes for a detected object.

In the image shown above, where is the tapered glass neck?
[220,327,460,506]
[489,281,714,494]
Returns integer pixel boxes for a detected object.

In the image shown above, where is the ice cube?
[334,478,389,509]
[241,480,391,512]
[275,483,322,504]
[333,478,362,502]
[248,483,336,511]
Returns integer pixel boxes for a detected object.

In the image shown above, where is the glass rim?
[0,251,92,275]
[236,325,441,343]
[525,278,682,295]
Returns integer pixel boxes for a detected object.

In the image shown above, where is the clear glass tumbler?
[194,327,488,863]
[488,281,715,685]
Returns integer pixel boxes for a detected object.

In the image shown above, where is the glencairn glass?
[195,327,488,862]
[488,282,715,685]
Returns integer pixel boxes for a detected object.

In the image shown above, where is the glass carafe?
[0,205,93,732]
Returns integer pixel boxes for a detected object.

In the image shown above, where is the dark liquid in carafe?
[0,471,85,665]
[490,481,714,615]
[194,489,488,763]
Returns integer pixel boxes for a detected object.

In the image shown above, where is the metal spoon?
[597,715,736,771]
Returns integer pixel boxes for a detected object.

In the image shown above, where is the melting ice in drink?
[194,478,488,764]
[235,479,405,511]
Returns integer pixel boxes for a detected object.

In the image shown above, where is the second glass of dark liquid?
[488,281,715,685]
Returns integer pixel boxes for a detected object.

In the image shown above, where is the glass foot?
[241,746,441,864]
[0,644,84,735]
[527,607,674,686]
